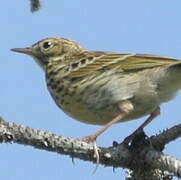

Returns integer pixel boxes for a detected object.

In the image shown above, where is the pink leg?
[80,110,128,166]
[81,113,127,142]
[81,100,134,142]
[123,107,160,144]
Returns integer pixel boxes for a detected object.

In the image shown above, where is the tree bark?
[0,116,180,179]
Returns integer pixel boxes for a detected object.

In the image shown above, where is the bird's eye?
[42,41,53,49]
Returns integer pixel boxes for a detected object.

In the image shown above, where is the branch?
[151,124,181,149]
[0,117,132,167]
[0,116,181,179]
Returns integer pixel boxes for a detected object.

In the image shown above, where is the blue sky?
[1,0,181,179]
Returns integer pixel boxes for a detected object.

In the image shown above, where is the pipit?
[11,38,181,145]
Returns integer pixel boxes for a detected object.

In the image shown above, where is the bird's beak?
[11,47,33,55]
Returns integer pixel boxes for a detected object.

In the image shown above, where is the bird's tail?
[166,61,181,88]
[167,61,181,70]
[167,61,181,77]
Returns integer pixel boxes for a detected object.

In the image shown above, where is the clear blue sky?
[1,0,181,179]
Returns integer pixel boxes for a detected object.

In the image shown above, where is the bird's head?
[11,37,85,71]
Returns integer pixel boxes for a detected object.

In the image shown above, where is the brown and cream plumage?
[11,37,181,143]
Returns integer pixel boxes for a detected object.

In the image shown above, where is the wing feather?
[68,51,179,77]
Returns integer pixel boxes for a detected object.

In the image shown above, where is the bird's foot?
[123,128,145,146]
[79,134,99,173]
[81,134,97,143]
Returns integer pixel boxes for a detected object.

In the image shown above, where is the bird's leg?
[81,112,128,165]
[80,100,134,166]
[81,113,127,142]
[81,100,134,142]
[123,106,160,145]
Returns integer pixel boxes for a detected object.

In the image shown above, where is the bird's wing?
[68,51,179,77]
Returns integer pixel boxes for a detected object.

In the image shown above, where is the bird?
[11,37,181,145]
